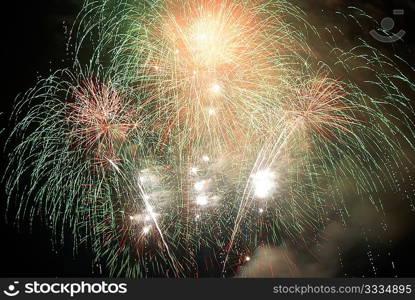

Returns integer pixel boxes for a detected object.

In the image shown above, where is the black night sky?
[1,0,415,278]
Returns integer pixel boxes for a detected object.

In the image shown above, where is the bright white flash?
[211,84,221,94]
[143,225,152,234]
[194,180,205,192]
[196,195,208,206]
[251,169,276,199]
[208,108,216,116]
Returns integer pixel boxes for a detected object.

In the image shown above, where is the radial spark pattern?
[5,0,415,277]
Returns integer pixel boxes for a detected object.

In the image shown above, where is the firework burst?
[67,79,139,164]
[5,0,415,277]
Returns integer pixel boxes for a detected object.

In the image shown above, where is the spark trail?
[5,0,415,277]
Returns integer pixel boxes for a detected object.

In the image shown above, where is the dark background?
[1,0,415,277]
[1,0,97,277]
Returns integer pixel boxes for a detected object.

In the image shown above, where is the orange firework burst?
[134,0,297,158]
[66,80,139,163]
[282,75,358,138]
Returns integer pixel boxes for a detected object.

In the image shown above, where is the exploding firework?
[67,79,140,164]
[5,0,415,277]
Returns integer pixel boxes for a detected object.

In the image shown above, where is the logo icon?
[3,281,20,297]
[370,9,405,43]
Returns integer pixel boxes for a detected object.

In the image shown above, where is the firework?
[66,79,140,164]
[5,0,415,277]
